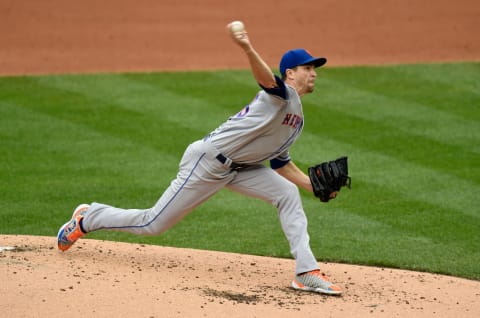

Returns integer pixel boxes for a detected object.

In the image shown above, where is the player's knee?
[276,181,301,206]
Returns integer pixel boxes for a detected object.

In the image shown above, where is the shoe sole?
[291,280,342,295]
[57,220,73,251]
[57,204,90,251]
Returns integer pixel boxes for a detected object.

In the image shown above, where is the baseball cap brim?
[304,57,327,68]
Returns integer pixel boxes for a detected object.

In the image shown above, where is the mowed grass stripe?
[0,99,180,228]
[304,107,478,186]
[4,77,203,151]
[35,71,259,132]
[391,63,480,115]
[305,65,480,202]
[295,132,479,218]
[310,78,479,153]
[321,63,480,120]
[311,66,479,152]
[0,98,181,171]
[306,205,478,277]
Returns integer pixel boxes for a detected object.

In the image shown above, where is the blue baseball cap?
[279,49,327,76]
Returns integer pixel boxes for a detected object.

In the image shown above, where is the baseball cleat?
[57,204,90,252]
[292,269,342,295]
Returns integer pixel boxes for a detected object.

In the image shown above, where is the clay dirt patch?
[0,0,478,75]
[1,235,479,317]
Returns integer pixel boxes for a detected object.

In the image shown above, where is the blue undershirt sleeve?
[270,151,291,169]
[259,76,287,100]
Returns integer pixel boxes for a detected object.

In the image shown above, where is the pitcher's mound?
[1,235,478,317]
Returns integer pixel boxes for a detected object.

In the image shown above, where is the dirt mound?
[1,235,478,317]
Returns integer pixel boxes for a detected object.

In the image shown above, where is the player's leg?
[227,166,342,295]
[226,165,319,275]
[74,140,235,236]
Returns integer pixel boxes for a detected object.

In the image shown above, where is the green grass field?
[1,63,479,280]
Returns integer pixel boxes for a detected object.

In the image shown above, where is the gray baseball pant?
[82,140,319,274]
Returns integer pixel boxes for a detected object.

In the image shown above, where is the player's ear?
[285,68,296,80]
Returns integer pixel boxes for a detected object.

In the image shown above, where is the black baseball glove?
[308,156,351,202]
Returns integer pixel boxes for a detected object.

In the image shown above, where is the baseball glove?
[308,156,351,202]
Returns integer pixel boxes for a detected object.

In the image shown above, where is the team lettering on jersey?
[282,113,303,129]
[236,105,250,118]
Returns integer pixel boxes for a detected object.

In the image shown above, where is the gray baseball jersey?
[81,76,319,274]
[207,76,303,166]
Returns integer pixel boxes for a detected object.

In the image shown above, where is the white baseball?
[229,21,245,33]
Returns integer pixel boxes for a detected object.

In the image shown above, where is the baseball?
[229,21,245,33]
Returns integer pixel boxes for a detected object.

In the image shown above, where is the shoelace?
[302,270,332,282]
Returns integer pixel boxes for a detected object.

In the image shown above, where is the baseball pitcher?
[57,21,350,295]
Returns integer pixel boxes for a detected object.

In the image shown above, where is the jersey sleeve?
[269,150,291,169]
[259,76,287,100]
